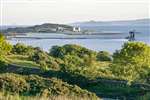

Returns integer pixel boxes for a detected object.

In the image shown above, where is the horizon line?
[1,17,150,26]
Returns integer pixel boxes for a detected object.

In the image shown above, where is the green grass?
[5,54,39,68]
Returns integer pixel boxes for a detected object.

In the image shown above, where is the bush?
[0,73,29,94]
[29,50,49,63]
[12,43,34,55]
[49,44,97,58]
[113,42,150,66]
[0,73,99,99]
[97,51,112,61]
[46,57,60,70]
[111,42,150,82]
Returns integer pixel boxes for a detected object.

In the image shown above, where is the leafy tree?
[113,42,150,65]
[49,45,65,58]
[111,42,150,81]
[0,33,12,55]
[0,33,12,66]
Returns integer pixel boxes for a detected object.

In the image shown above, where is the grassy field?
[5,55,40,68]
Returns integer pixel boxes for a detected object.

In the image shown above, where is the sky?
[0,0,150,25]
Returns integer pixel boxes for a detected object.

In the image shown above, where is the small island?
[0,23,81,34]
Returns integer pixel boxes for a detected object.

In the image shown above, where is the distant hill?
[71,18,150,26]
[0,23,73,33]
[0,25,28,30]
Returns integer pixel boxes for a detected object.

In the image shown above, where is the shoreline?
[8,36,127,40]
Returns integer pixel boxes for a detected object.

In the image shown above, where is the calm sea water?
[8,25,150,53]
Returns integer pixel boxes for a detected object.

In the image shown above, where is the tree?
[0,34,12,55]
[111,42,150,81]
[49,46,65,58]
[113,42,150,65]
[0,33,12,67]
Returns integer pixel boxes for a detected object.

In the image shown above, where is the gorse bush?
[29,50,60,70]
[0,73,29,94]
[97,51,112,61]
[0,73,99,99]
[29,50,49,63]
[12,43,35,55]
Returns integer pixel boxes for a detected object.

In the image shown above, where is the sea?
[8,25,150,53]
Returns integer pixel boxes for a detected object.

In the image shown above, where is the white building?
[73,27,81,32]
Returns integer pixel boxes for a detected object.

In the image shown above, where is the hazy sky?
[1,0,150,25]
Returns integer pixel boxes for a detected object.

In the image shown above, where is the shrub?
[97,51,112,61]
[0,73,99,99]
[12,43,34,55]
[0,73,29,94]
[29,50,49,63]
[111,42,150,82]
[49,44,97,58]
[113,42,150,66]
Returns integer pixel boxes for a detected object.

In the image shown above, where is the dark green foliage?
[0,60,7,67]
[60,55,84,72]
[29,50,49,70]
[50,44,97,58]
[49,45,65,58]
[0,73,98,99]
[12,43,35,55]
[97,51,112,61]
[0,33,12,67]
[137,92,150,100]
[29,50,60,70]
[2,23,73,33]
[111,42,150,82]
[1,36,150,100]
[29,50,49,63]
[49,44,99,77]
[0,73,29,94]
[46,57,60,70]
[113,42,150,65]
[0,33,12,55]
